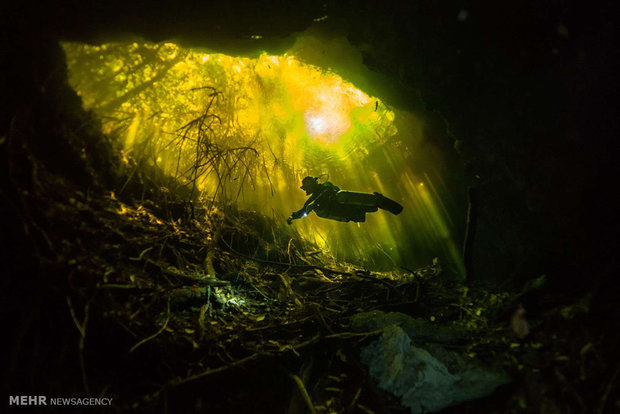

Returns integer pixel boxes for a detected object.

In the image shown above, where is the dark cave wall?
[2,0,618,297]
[338,0,619,292]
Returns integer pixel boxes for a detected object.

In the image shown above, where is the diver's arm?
[287,184,338,224]
[287,203,314,224]
[287,210,305,225]
[287,193,322,224]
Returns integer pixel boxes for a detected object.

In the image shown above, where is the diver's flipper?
[374,192,403,215]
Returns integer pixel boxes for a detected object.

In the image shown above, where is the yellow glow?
[62,40,465,277]
[62,40,397,203]
[125,113,140,150]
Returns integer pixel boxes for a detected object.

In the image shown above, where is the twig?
[287,238,295,264]
[357,403,375,414]
[598,365,620,414]
[94,284,158,292]
[169,352,263,387]
[262,154,275,196]
[293,333,322,352]
[222,239,353,276]
[325,328,384,340]
[352,272,404,299]
[67,296,90,394]
[463,185,477,282]
[554,367,586,411]
[129,246,154,261]
[130,299,171,353]
[145,258,229,286]
[399,265,421,279]
[290,374,317,414]
[312,305,334,334]
[348,388,362,412]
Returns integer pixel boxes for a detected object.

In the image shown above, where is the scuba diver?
[287,176,403,224]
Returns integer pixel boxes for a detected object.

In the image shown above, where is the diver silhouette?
[287,176,403,224]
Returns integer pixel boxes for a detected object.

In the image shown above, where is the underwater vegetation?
[2,1,619,413]
[62,40,466,275]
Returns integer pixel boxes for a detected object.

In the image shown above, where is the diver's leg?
[347,207,367,222]
[374,192,403,215]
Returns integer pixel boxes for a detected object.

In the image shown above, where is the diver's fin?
[374,192,403,215]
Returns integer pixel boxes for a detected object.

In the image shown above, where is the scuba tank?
[336,191,403,215]
[314,205,370,222]
[313,191,402,223]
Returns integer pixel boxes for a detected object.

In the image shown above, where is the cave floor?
[3,162,616,414]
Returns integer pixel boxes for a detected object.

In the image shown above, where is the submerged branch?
[129,299,171,353]
[222,239,352,276]
[169,352,264,387]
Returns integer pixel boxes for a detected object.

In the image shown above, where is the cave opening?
[61,37,466,275]
[2,1,619,413]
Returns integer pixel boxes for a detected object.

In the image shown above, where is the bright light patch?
[61,40,398,212]
[304,110,350,144]
[306,115,327,134]
[62,41,396,155]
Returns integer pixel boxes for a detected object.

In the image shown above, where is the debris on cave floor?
[358,323,510,414]
[9,172,619,414]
